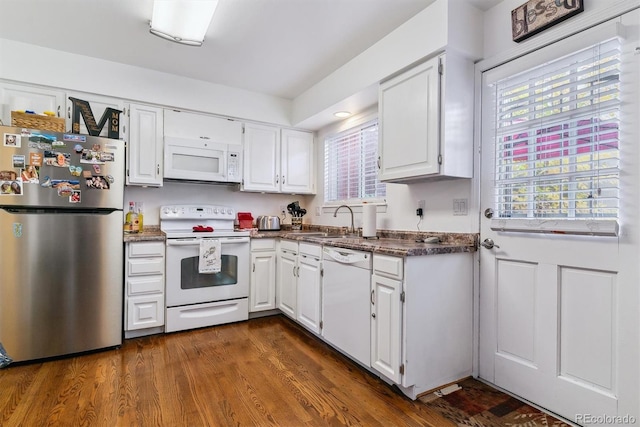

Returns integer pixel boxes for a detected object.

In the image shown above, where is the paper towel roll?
[362,203,377,238]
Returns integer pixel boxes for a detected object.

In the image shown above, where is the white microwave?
[164,137,242,183]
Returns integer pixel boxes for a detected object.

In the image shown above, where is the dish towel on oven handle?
[199,238,221,274]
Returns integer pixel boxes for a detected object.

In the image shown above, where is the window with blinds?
[324,119,386,203]
[494,38,620,221]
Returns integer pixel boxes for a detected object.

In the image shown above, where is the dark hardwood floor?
[0,315,563,426]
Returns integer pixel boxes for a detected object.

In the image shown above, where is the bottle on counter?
[125,201,139,234]
[136,202,144,232]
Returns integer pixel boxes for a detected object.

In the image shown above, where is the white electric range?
[161,204,250,332]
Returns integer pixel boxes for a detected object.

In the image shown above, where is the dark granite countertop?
[123,226,166,243]
[122,225,477,256]
[249,227,478,257]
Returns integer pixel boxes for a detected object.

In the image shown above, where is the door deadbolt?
[484,208,494,219]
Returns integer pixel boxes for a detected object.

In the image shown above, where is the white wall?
[125,182,312,226]
[307,106,475,233]
[0,38,292,126]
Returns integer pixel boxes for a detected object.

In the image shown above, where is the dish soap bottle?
[136,202,144,232]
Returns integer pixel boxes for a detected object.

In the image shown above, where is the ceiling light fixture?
[334,111,352,118]
[149,0,219,47]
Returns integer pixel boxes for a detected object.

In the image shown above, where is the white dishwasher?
[322,246,372,366]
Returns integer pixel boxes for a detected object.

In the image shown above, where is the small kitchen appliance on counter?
[161,204,250,333]
[256,215,280,230]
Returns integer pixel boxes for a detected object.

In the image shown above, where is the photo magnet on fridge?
[4,133,21,148]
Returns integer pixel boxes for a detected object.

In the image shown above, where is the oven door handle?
[167,237,251,246]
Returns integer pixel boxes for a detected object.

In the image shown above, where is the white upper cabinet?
[281,129,314,194]
[243,123,281,192]
[243,124,315,194]
[126,103,164,187]
[0,82,66,126]
[164,109,242,145]
[378,51,474,182]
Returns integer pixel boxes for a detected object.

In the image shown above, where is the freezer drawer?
[0,209,124,363]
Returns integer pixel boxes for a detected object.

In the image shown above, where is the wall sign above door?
[511,0,584,43]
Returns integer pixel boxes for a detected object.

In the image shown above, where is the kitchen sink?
[306,233,359,239]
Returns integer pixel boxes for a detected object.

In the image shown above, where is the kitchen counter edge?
[123,227,166,243]
[250,230,477,257]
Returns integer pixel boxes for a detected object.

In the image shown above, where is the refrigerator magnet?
[21,166,40,183]
[63,134,86,143]
[40,176,52,187]
[51,140,65,148]
[99,152,114,162]
[80,149,104,164]
[1,181,23,195]
[73,144,84,153]
[29,152,42,167]
[4,133,21,148]
[12,223,23,238]
[44,151,70,167]
[69,190,81,203]
[85,176,110,190]
[92,164,101,174]
[12,155,25,169]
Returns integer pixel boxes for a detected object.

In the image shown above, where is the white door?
[127,103,164,186]
[296,254,321,333]
[479,14,639,422]
[277,250,297,318]
[0,82,65,124]
[370,274,402,384]
[243,123,281,192]
[250,251,276,312]
[281,129,314,194]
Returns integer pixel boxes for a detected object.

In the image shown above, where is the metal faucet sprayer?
[333,205,355,234]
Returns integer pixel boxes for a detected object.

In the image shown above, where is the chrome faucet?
[333,205,355,235]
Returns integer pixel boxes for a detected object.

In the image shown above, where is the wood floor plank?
[0,315,465,426]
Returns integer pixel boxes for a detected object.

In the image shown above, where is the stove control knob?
[227,208,234,215]
[214,208,219,214]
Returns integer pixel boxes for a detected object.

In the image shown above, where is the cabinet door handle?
[372,313,376,319]
[276,174,279,184]
[157,164,160,174]
[57,105,61,117]
[282,175,285,184]
[371,289,375,305]
[377,156,381,169]
[67,106,71,119]
[253,263,255,272]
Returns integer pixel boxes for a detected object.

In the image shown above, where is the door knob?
[484,208,494,219]
[480,238,500,249]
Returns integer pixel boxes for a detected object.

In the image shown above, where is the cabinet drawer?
[251,238,277,252]
[127,294,164,330]
[128,241,165,258]
[128,276,164,295]
[373,255,404,280]
[280,239,298,254]
[127,257,164,276]
[299,242,321,258]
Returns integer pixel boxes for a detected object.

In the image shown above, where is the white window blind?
[324,119,386,203]
[493,38,620,222]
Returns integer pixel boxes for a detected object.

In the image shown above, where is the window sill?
[321,202,387,215]
[490,218,619,237]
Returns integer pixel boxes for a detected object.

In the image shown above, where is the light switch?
[453,199,468,216]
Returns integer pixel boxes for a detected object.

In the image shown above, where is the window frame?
[322,117,386,209]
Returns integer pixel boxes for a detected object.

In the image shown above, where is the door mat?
[418,378,571,426]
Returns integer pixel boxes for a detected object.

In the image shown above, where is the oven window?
[181,255,238,289]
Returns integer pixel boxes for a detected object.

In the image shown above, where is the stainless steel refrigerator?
[0,125,124,364]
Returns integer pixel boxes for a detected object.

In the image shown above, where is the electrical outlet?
[280,205,286,215]
[315,206,321,216]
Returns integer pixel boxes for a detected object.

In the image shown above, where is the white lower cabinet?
[370,273,403,384]
[125,241,165,336]
[250,239,277,312]
[296,243,322,333]
[275,240,322,333]
[370,253,473,399]
[277,241,298,319]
